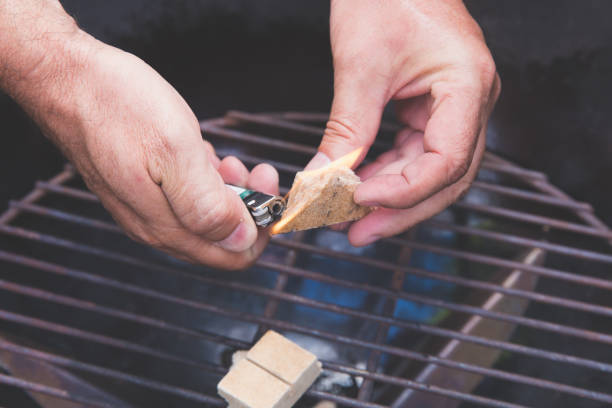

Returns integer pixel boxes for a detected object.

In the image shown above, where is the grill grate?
[0,111,611,408]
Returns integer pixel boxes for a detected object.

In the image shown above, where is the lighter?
[228,184,286,228]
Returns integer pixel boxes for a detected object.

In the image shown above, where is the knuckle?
[144,133,182,185]
[445,152,471,185]
[324,115,370,152]
[456,49,497,99]
[474,52,497,89]
[185,195,235,238]
[325,116,359,140]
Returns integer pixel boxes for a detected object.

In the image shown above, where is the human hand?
[311,0,500,246]
[6,27,277,269]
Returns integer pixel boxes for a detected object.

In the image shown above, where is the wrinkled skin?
[46,43,280,269]
[311,0,501,246]
[0,2,278,269]
[1,0,499,267]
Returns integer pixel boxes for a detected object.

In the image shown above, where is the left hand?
[310,0,501,246]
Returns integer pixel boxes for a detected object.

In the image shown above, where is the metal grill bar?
[1,225,610,373]
[36,181,99,202]
[481,152,611,234]
[203,118,548,184]
[3,212,612,351]
[0,228,609,375]
[9,201,122,234]
[423,220,612,264]
[226,111,555,184]
[273,235,610,313]
[0,167,73,225]
[33,181,612,265]
[478,160,548,181]
[0,374,113,408]
[4,178,612,386]
[24,181,612,250]
[1,249,612,404]
[0,332,386,408]
[386,237,612,290]
[271,237,612,309]
[319,362,526,408]
[469,181,593,212]
[10,196,612,297]
[0,233,606,372]
[0,309,508,408]
[227,110,326,136]
[0,309,220,372]
[267,112,553,182]
[255,261,612,346]
[4,204,612,347]
[358,242,411,401]
[203,120,317,155]
[1,295,610,405]
[43,161,611,253]
[0,279,247,349]
[2,111,611,407]
[0,338,529,408]
[453,201,612,240]
[0,340,226,406]
[254,230,306,341]
[225,110,394,152]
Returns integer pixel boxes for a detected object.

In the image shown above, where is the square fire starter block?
[246,331,322,386]
[217,331,322,408]
[217,358,291,408]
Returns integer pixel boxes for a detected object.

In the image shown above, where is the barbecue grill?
[0,111,611,408]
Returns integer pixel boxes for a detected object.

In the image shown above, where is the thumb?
[158,139,258,253]
[308,71,386,169]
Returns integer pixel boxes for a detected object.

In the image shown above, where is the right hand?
[16,30,278,269]
[311,0,500,246]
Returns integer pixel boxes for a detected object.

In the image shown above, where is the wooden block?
[247,330,321,386]
[270,148,371,235]
[218,358,291,408]
[231,349,248,368]
[218,331,322,408]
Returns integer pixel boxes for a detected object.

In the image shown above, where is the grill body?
[0,111,611,408]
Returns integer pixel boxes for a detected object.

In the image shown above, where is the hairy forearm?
[0,0,87,114]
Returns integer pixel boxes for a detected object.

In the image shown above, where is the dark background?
[1,0,611,224]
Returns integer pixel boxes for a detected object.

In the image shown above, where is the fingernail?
[304,152,331,171]
[354,189,380,207]
[217,221,255,252]
[360,234,382,246]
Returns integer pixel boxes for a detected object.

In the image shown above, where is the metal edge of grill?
[0,110,610,408]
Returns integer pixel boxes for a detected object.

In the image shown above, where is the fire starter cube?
[217,331,322,408]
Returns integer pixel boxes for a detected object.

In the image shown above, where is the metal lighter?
[227,184,286,228]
